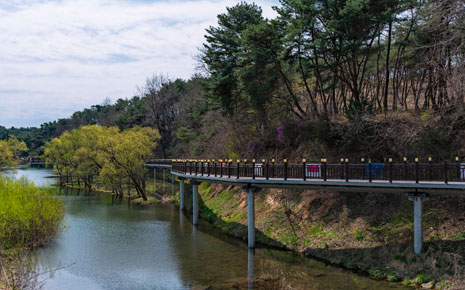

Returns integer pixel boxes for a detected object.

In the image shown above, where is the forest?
[1,0,464,161]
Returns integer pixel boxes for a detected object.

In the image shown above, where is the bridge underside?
[170,172,465,196]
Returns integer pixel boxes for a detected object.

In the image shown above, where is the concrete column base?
[408,193,428,254]
[243,185,261,248]
[179,178,185,210]
[248,248,255,289]
[191,180,200,225]
[171,173,175,194]
[163,169,166,190]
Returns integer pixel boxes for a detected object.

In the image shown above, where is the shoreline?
[58,181,464,289]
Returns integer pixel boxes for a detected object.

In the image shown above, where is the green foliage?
[401,279,413,286]
[44,125,160,200]
[415,273,429,284]
[387,272,400,282]
[368,267,386,280]
[0,177,64,248]
[345,99,377,120]
[353,227,365,241]
[0,137,28,172]
[453,230,465,241]
[421,111,433,122]
[202,2,264,115]
[132,197,158,207]
[369,212,413,242]
[0,141,15,171]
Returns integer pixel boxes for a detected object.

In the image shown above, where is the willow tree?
[97,126,160,200]
[72,125,115,190]
[43,131,80,184]
[44,125,160,199]
[0,137,27,172]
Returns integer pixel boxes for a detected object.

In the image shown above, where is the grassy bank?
[0,176,64,289]
[169,181,465,289]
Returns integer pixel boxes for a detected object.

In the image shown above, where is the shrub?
[0,176,64,249]
[415,274,429,284]
[387,272,400,282]
[345,98,377,120]
[368,268,385,280]
[353,227,365,241]
[421,111,433,122]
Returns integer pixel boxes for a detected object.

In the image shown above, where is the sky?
[0,0,279,128]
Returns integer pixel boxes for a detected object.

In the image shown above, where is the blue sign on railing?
[366,163,384,178]
[254,163,264,176]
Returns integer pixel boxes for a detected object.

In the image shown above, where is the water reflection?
[12,169,407,290]
[248,248,254,290]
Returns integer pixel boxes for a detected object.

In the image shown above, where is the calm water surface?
[14,168,406,290]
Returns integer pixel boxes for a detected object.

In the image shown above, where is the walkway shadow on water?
[175,184,287,250]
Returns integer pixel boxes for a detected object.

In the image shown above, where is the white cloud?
[0,0,278,128]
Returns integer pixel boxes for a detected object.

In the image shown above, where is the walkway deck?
[146,159,465,253]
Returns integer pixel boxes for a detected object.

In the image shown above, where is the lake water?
[13,168,406,289]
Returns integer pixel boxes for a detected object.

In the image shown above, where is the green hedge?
[0,177,64,249]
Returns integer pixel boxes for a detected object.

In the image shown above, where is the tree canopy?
[44,125,160,200]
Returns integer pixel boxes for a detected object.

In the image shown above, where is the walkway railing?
[146,158,465,254]
[147,158,465,184]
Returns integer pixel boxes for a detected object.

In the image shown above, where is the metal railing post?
[403,157,407,180]
[340,158,344,180]
[272,159,275,178]
[252,159,256,180]
[445,160,448,184]
[236,160,239,179]
[220,160,223,177]
[284,159,288,180]
[302,159,307,181]
[265,160,269,180]
[368,159,372,183]
[321,159,327,181]
[456,157,460,181]
[428,157,432,180]
[345,158,349,182]
[389,158,393,183]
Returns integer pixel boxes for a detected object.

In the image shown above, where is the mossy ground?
[131,196,158,206]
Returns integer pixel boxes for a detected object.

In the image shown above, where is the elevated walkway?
[146,159,465,254]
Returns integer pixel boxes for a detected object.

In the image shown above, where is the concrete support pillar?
[243,185,260,248]
[179,178,185,210]
[171,173,174,195]
[408,193,428,254]
[153,168,157,184]
[191,181,200,225]
[163,169,166,190]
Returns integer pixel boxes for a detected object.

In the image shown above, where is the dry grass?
[194,184,465,286]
